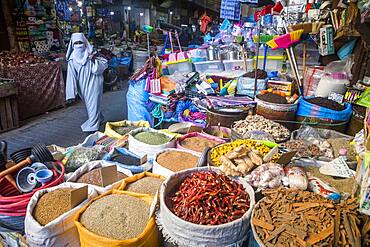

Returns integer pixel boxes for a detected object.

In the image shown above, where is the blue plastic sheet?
[127,79,153,126]
[297,97,353,121]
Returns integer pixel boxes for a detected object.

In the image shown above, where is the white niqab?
[66,33,93,65]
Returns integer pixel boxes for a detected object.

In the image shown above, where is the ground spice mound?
[257,92,288,104]
[180,136,219,152]
[306,97,346,111]
[80,194,150,240]
[33,188,73,226]
[125,176,163,195]
[156,150,199,172]
[76,167,128,186]
[134,132,170,145]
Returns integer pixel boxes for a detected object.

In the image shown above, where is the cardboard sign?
[149,190,159,219]
[100,165,118,187]
[70,186,88,208]
[263,146,279,162]
[319,157,355,178]
[276,151,297,166]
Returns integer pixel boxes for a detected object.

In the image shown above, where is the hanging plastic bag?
[127,79,153,126]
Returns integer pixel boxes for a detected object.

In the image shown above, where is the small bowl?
[35,169,53,184]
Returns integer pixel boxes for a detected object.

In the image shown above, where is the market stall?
[0,51,65,120]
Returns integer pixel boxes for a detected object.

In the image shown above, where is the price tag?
[319,157,355,178]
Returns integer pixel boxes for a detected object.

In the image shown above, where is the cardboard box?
[319,25,335,56]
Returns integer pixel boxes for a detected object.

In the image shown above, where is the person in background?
[65,33,108,134]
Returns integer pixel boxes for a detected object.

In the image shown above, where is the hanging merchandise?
[200,13,212,34]
[220,0,241,21]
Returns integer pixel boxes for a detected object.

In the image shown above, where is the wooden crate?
[0,79,19,132]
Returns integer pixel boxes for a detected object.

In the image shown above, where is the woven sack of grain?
[157,167,255,247]
[118,171,165,196]
[104,120,150,139]
[74,190,158,247]
[152,148,200,178]
[128,127,176,157]
[25,182,98,247]
[66,160,133,194]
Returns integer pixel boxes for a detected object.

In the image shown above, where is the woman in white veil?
[66,33,108,133]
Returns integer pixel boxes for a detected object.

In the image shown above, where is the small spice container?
[176,132,225,155]
[74,190,159,247]
[119,172,165,196]
[25,183,98,247]
[153,148,200,177]
[66,161,133,194]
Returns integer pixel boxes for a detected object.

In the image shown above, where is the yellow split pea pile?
[209,140,278,167]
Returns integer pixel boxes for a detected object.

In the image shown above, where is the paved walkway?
[0,89,128,154]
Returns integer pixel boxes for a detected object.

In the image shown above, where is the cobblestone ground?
[0,89,128,154]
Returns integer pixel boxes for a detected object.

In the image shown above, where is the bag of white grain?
[66,160,133,194]
[128,127,176,157]
[25,182,98,247]
[74,190,158,247]
[157,167,255,246]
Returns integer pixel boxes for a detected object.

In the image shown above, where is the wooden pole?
[1,0,17,51]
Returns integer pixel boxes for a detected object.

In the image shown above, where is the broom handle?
[0,157,32,180]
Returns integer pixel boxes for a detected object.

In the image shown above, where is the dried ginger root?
[248,150,263,166]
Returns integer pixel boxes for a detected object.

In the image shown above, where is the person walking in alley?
[65,33,108,133]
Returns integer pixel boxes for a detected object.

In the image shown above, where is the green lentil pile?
[125,176,163,195]
[134,132,170,145]
[80,194,150,240]
[33,188,73,226]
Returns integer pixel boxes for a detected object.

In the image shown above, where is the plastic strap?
[175,30,182,52]
[162,33,169,55]
[306,67,316,96]
[169,32,174,53]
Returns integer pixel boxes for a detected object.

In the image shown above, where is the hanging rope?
[151,104,164,127]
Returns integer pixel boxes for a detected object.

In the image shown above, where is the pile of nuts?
[284,140,324,158]
[232,115,290,143]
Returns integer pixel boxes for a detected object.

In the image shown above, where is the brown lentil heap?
[33,188,73,226]
[76,168,128,186]
[125,176,163,195]
[80,194,150,240]
[156,151,199,172]
[180,136,219,152]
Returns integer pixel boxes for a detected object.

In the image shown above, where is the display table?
[0,61,65,120]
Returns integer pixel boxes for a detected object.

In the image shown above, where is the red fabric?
[200,15,212,33]
[0,61,65,120]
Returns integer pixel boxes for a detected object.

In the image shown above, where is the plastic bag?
[127,79,153,126]
[63,146,105,173]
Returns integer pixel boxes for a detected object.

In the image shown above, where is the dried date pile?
[253,188,364,246]
[171,171,250,225]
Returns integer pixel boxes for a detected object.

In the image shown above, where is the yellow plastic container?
[104,120,150,139]
[118,172,165,192]
[74,190,158,247]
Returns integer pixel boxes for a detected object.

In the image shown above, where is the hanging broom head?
[253,34,276,43]
[267,29,304,50]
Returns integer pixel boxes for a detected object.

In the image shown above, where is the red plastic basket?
[0,161,65,216]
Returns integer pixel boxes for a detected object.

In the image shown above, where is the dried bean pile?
[125,176,163,195]
[253,188,363,246]
[232,115,290,142]
[306,97,346,111]
[171,171,250,225]
[284,140,323,157]
[33,188,73,226]
[80,194,149,240]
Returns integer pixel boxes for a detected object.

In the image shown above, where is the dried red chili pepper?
[170,171,250,225]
